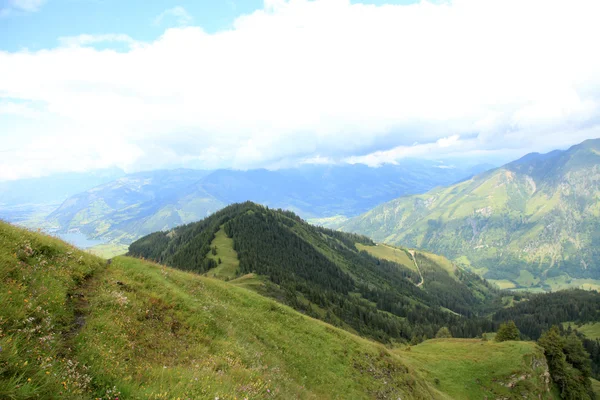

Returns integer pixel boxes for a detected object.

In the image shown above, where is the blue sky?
[1,0,600,180]
[1,0,420,51]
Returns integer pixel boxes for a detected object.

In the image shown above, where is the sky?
[1,0,600,180]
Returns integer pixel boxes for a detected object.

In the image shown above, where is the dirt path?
[409,250,424,288]
[63,261,109,344]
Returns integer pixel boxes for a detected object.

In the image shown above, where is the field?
[87,242,129,258]
[355,243,417,271]
[562,322,600,340]
[398,339,555,400]
[489,279,517,290]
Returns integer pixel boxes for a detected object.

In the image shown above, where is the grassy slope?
[0,221,106,399]
[87,242,129,258]
[562,322,600,340]
[0,221,556,399]
[206,227,240,279]
[399,339,556,400]
[592,378,600,396]
[0,221,443,399]
[356,243,417,272]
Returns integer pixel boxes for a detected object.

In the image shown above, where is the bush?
[495,321,520,342]
[435,327,452,338]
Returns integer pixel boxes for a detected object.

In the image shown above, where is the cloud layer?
[1,0,600,180]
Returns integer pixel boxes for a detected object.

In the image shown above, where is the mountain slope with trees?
[340,138,600,291]
[129,202,502,343]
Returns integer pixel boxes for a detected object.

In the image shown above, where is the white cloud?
[58,34,143,50]
[1,0,600,180]
[10,0,45,12]
[1,0,46,16]
[154,6,193,27]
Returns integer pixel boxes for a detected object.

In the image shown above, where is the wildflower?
[27,378,31,382]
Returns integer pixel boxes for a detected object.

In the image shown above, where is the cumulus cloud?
[1,0,600,180]
[154,6,193,27]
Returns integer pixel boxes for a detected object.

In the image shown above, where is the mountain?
[339,138,600,291]
[0,168,125,224]
[45,169,222,242]
[45,161,492,244]
[129,202,504,342]
[0,220,557,399]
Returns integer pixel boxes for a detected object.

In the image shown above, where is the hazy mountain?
[44,161,492,243]
[0,168,126,224]
[340,139,600,291]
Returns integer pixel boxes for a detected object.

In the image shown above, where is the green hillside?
[399,339,553,399]
[0,220,559,399]
[341,138,600,291]
[129,202,501,343]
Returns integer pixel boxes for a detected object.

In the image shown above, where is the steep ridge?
[129,202,500,342]
[0,220,556,399]
[341,138,600,291]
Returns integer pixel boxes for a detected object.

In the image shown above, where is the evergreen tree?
[496,321,520,342]
[538,326,594,400]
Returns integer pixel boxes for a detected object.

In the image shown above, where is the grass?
[489,279,517,290]
[398,339,556,400]
[0,221,557,399]
[0,221,106,399]
[562,322,600,340]
[545,276,600,292]
[592,378,600,396]
[355,243,417,271]
[0,221,446,399]
[515,270,540,287]
[87,242,129,258]
[206,227,240,280]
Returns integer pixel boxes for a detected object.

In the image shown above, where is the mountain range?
[339,139,600,291]
[42,160,490,244]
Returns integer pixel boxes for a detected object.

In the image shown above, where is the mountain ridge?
[339,138,600,291]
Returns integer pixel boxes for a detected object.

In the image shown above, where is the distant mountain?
[46,169,220,242]
[0,168,125,207]
[340,139,600,291]
[45,161,491,243]
[0,168,125,224]
[129,202,499,342]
